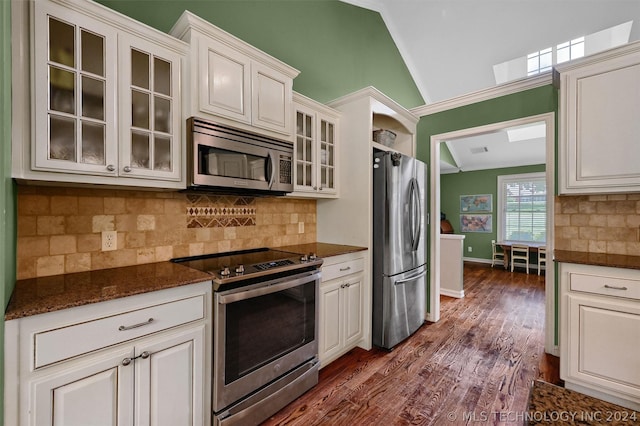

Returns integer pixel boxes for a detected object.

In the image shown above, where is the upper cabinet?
[291,92,340,198]
[170,11,299,140]
[556,41,640,194]
[319,87,418,247]
[12,0,187,189]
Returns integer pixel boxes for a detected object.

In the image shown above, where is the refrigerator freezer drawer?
[372,265,427,349]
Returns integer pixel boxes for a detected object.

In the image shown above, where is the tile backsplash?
[16,186,316,279]
[555,194,640,255]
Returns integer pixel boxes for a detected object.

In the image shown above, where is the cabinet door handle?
[339,266,351,271]
[122,351,152,366]
[119,318,154,331]
[604,284,628,291]
[123,166,132,173]
[106,164,116,172]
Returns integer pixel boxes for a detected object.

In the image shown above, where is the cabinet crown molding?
[328,86,418,131]
[293,92,341,119]
[170,10,300,79]
[554,40,640,76]
[45,0,188,54]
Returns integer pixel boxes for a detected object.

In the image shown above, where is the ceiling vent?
[470,146,489,154]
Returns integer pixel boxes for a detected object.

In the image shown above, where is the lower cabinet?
[560,263,640,410]
[5,282,211,426]
[319,252,365,367]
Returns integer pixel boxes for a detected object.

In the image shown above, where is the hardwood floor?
[263,262,559,425]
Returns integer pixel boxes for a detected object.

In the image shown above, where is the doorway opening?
[428,112,557,355]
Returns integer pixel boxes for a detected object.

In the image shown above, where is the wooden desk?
[498,241,546,270]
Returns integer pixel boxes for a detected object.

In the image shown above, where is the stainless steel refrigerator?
[372,151,427,349]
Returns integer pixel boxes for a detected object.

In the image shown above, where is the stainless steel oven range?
[172,248,322,426]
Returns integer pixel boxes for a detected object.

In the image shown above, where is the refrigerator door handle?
[394,269,427,286]
[409,178,422,251]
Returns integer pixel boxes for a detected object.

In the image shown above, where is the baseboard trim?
[462,257,492,264]
[440,288,464,298]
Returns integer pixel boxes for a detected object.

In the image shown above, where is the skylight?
[506,123,546,142]
[494,21,633,85]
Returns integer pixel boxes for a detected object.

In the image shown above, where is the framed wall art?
[460,194,492,213]
[460,214,492,233]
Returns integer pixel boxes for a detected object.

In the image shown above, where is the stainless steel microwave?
[187,118,293,195]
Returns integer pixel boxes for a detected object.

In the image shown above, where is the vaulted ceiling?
[341,0,640,104]
[341,1,640,172]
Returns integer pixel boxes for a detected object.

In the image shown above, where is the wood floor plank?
[263,262,557,425]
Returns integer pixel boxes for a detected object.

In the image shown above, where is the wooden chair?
[491,240,505,267]
[511,244,530,274]
[538,246,547,275]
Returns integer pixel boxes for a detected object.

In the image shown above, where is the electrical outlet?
[468,246,473,252]
[298,222,305,233]
[102,231,117,251]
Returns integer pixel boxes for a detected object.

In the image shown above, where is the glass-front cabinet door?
[119,35,182,181]
[318,116,336,194]
[293,102,338,196]
[295,107,316,192]
[33,2,118,175]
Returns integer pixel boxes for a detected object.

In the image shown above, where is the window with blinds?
[498,172,546,243]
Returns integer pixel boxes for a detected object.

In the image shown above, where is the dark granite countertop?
[277,242,368,258]
[6,243,367,321]
[528,380,638,425]
[5,262,212,321]
[555,250,640,270]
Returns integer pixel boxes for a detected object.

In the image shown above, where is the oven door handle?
[218,271,320,304]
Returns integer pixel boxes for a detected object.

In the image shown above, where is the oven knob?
[300,254,308,262]
[309,253,317,260]
[235,264,245,274]
[220,266,231,277]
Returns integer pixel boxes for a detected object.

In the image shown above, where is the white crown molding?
[411,73,553,117]
[171,10,299,78]
[328,86,419,126]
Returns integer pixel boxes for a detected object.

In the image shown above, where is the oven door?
[213,270,319,412]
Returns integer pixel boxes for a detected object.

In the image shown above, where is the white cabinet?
[320,87,418,247]
[560,263,640,410]
[556,41,640,194]
[32,347,133,426]
[170,11,299,139]
[318,252,365,367]
[4,282,211,426]
[13,0,187,189]
[291,93,340,198]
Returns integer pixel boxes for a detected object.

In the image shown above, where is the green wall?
[416,84,558,341]
[440,164,546,260]
[416,85,557,161]
[97,0,424,108]
[1,0,16,423]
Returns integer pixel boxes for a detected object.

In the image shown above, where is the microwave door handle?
[266,151,276,189]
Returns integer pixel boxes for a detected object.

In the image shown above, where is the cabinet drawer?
[570,273,640,301]
[34,295,205,368]
[322,257,364,282]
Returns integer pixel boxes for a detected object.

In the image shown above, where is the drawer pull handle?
[604,284,628,291]
[119,318,154,331]
[339,267,351,271]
